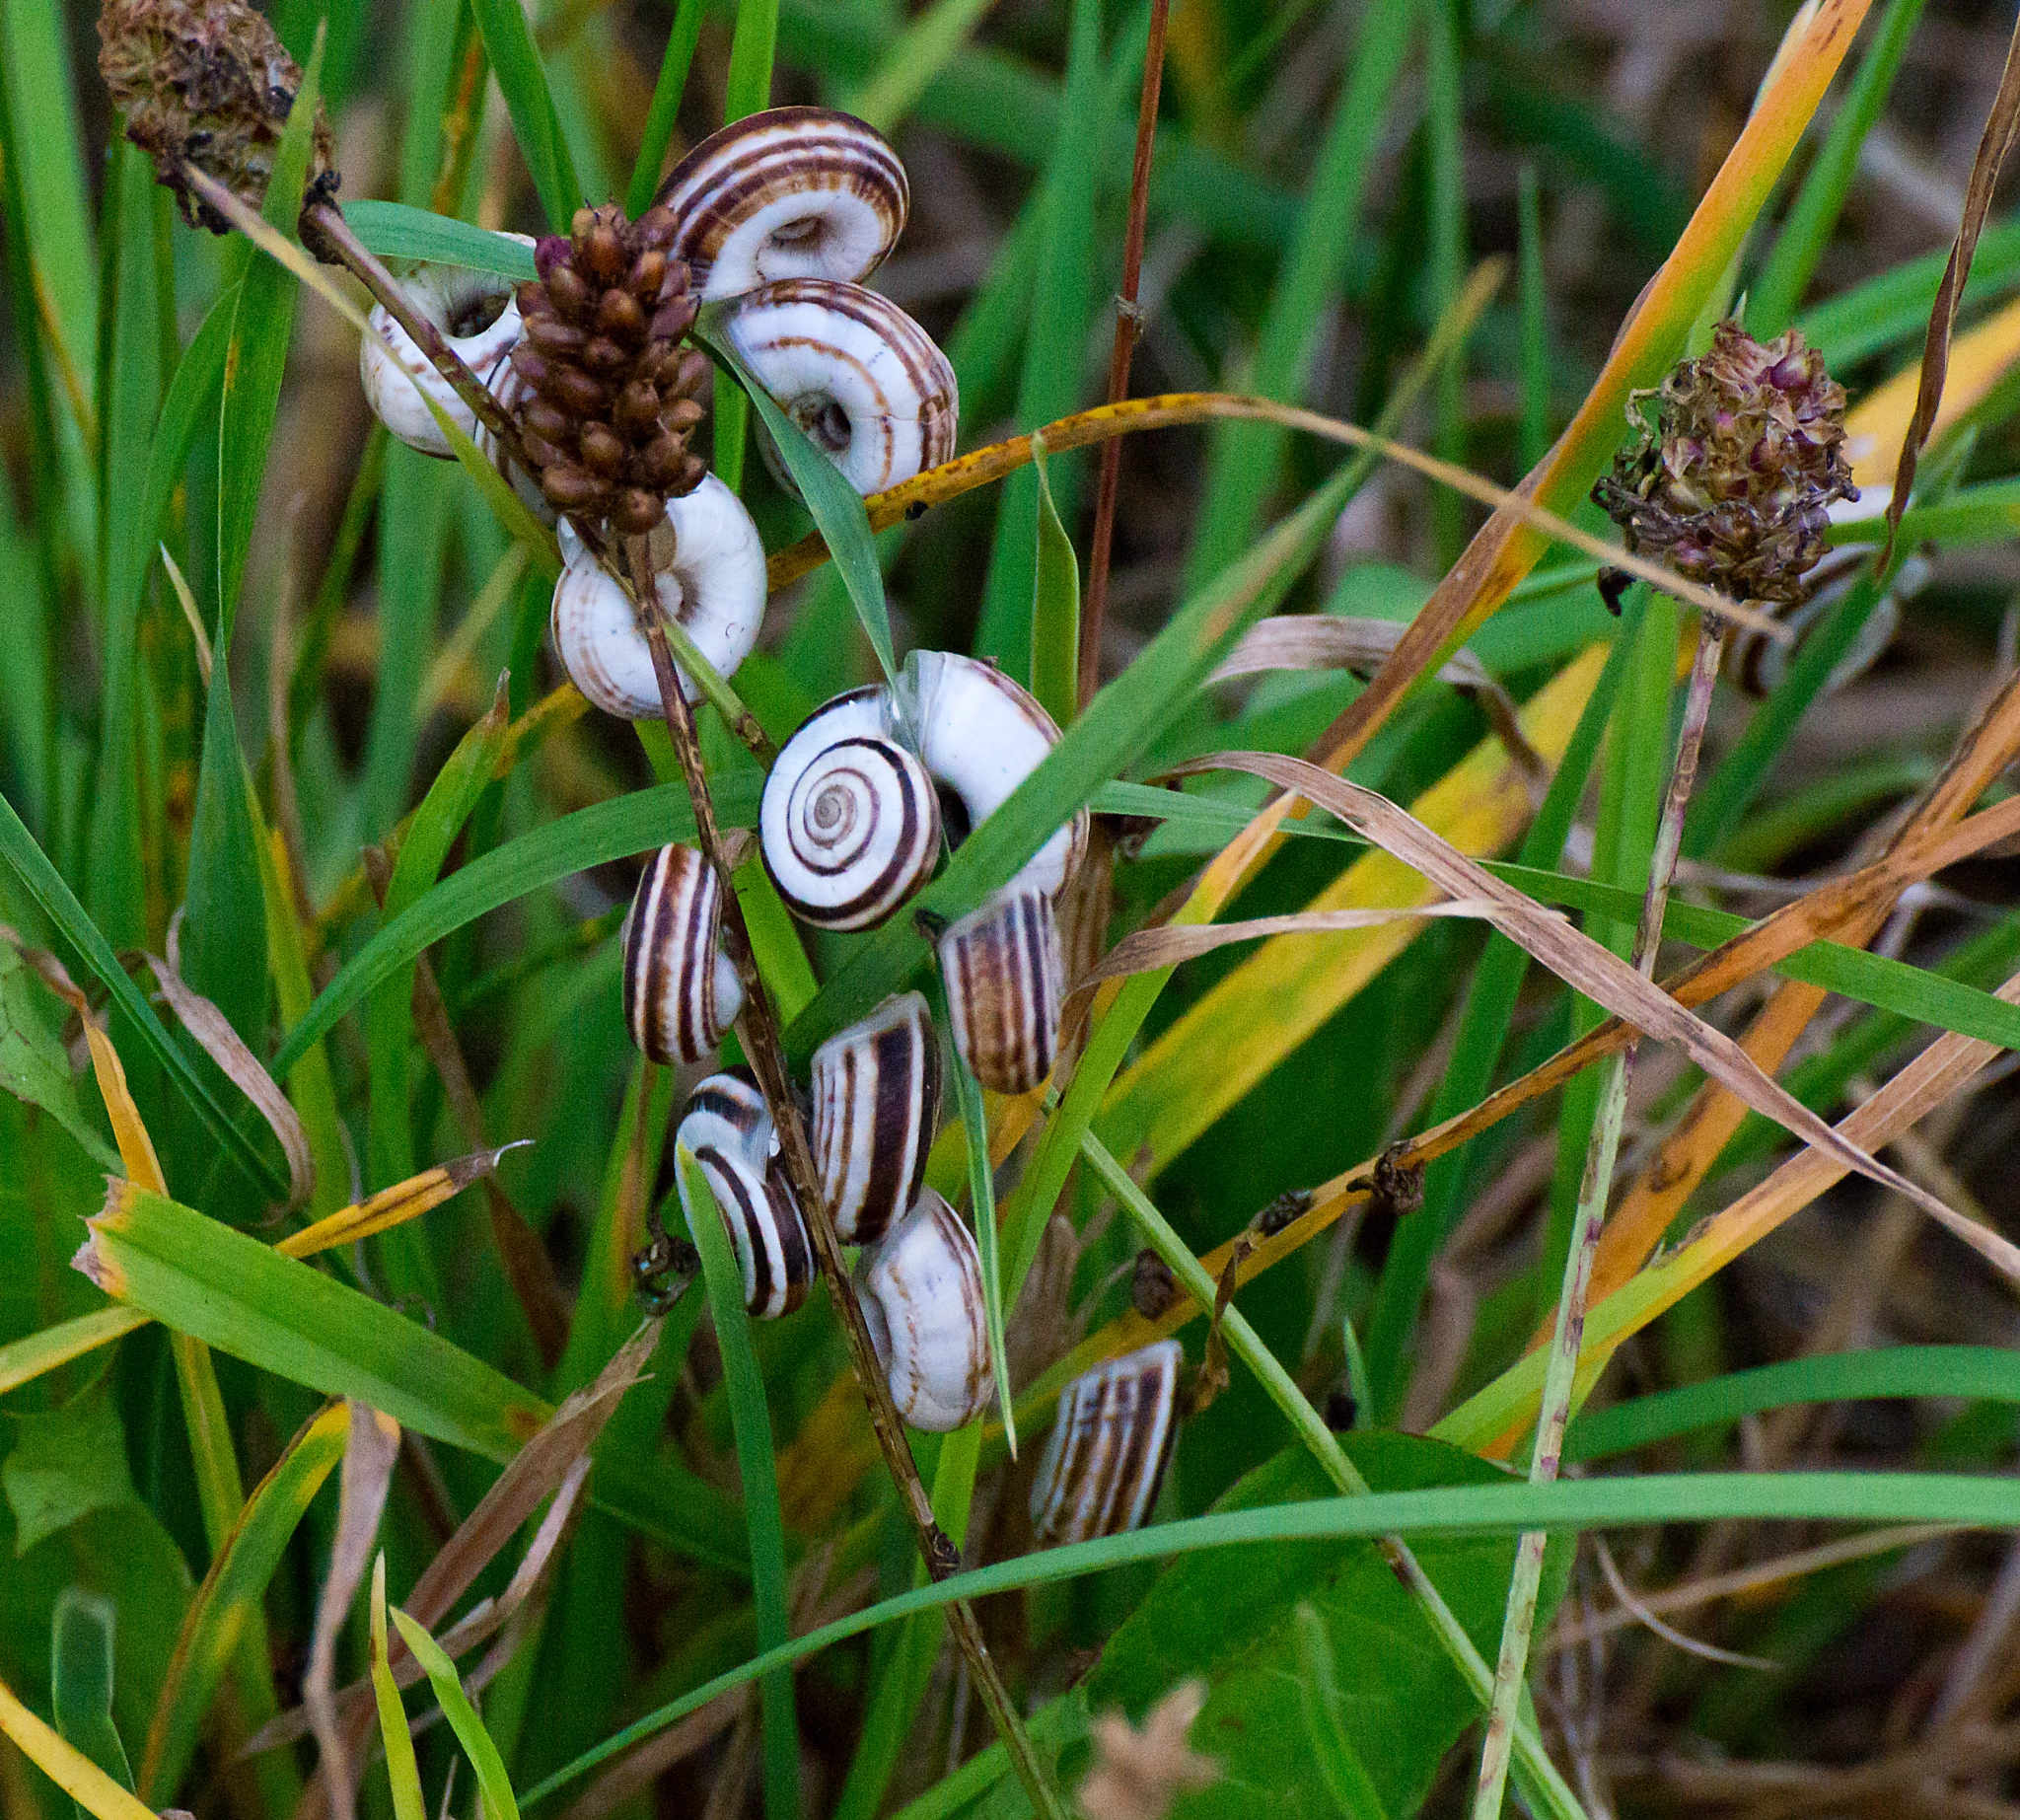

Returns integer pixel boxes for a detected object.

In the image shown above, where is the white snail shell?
[678,1138,814,1320]
[549,474,767,717]
[759,688,941,929]
[620,844,744,1065]
[1725,545,1920,698]
[810,991,942,1247]
[938,886,1065,1097]
[904,650,1087,899]
[723,279,958,496]
[679,1069,775,1171]
[360,245,533,459]
[655,107,907,300]
[1029,1340,1183,1548]
[856,1189,993,1431]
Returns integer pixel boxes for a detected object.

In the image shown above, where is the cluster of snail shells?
[671,993,990,1432]
[357,108,958,713]
[760,649,1088,1095]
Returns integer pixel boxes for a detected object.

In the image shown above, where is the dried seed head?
[507,202,710,530]
[1593,320,1857,610]
[99,0,337,233]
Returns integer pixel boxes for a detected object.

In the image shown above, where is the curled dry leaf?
[1077,1680,1218,1820]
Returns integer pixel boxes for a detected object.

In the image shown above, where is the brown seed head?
[99,0,337,233]
[1593,320,1857,610]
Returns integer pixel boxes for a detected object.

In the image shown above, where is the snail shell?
[360,245,533,458]
[938,886,1065,1097]
[680,1068,775,1171]
[722,279,958,496]
[654,107,907,300]
[1724,545,1920,698]
[810,991,942,1247]
[857,1189,993,1431]
[1029,1340,1183,1548]
[904,650,1087,899]
[549,473,767,717]
[758,687,942,929]
[620,844,744,1064]
[678,1138,814,1320]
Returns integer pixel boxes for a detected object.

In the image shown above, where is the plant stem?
[1079,0,1169,710]
[622,541,1068,1820]
[1079,1130,1590,1820]
[1469,615,1726,1820]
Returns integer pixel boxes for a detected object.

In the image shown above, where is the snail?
[1029,1340,1183,1548]
[856,1189,993,1431]
[676,1080,814,1319]
[549,473,766,717]
[938,884,1065,1097]
[1724,545,1924,698]
[654,107,908,300]
[359,244,533,459]
[810,991,942,1246]
[758,687,942,929]
[620,844,743,1065]
[720,278,958,496]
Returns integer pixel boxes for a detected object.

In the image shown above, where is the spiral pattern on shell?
[724,278,958,497]
[654,107,907,300]
[620,844,744,1065]
[759,688,941,929]
[680,1069,774,1171]
[678,1140,813,1320]
[360,251,530,461]
[1029,1341,1183,1549]
[810,992,942,1247]
[938,886,1065,1097]
[856,1189,993,1431]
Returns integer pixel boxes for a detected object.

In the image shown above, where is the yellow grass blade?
[0,1674,159,1820]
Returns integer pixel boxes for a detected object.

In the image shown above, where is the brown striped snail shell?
[620,844,743,1065]
[759,687,941,929]
[856,1189,993,1431]
[1029,1340,1183,1548]
[654,107,907,301]
[722,278,958,497]
[549,473,767,718]
[1723,544,1921,699]
[679,1067,774,1169]
[810,991,942,1247]
[676,1132,814,1320]
[938,885,1065,1097]
[360,243,533,459]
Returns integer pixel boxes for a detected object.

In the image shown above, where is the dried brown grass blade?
[305,1404,401,1820]
[1163,752,1976,1236]
[1884,10,2020,557]
[278,1147,524,1259]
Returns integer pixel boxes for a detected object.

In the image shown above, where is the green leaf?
[340,200,539,278]
[138,1402,348,1803]
[0,947,116,1172]
[51,1590,134,1809]
[678,1148,798,1820]
[1027,434,1080,730]
[389,1609,524,1820]
[467,0,582,228]
[624,0,707,218]
[369,1560,426,1820]
[695,304,899,687]
[2,1373,134,1558]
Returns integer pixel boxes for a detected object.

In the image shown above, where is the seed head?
[509,203,712,536]
[1594,320,1856,609]
[99,0,337,233]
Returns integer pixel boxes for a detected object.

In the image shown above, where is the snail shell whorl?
[905,650,1087,899]
[759,688,941,929]
[655,107,907,300]
[857,1189,993,1431]
[360,250,531,458]
[724,279,958,496]
[810,991,942,1246]
[680,1142,814,1319]
[939,887,1064,1097]
[621,844,744,1064]
[679,1069,775,1172]
[1030,1340,1184,1548]
[549,474,767,718]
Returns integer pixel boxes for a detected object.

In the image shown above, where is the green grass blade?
[1028,433,1081,729]
[677,1147,799,1820]
[138,1402,348,1802]
[1516,163,1551,471]
[695,304,899,686]
[1749,0,1930,335]
[841,0,998,133]
[389,1609,523,1820]
[468,0,581,227]
[51,1591,134,1809]
[624,0,707,217]
[709,0,783,492]
[370,1560,427,1820]
[340,201,538,276]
